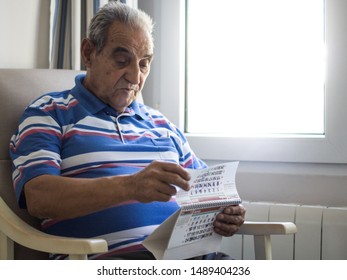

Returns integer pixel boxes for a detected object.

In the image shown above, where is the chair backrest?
[0,69,144,258]
[0,69,84,258]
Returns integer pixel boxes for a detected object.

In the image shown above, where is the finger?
[154,163,190,191]
[213,222,239,237]
[216,213,244,227]
[223,205,246,216]
[141,161,189,188]
[152,191,174,202]
[159,161,191,181]
[143,183,176,202]
[157,184,177,197]
[161,172,190,191]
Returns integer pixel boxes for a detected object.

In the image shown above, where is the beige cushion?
[0,69,84,258]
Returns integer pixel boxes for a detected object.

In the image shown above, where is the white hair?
[88,1,154,53]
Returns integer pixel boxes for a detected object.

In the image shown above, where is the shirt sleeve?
[9,105,62,208]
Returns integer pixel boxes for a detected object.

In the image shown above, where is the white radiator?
[221,201,347,260]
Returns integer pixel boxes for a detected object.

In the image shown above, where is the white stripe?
[12,116,60,146]
[13,150,61,169]
[30,94,75,108]
[12,156,60,183]
[61,150,179,170]
[62,116,116,134]
[18,116,60,133]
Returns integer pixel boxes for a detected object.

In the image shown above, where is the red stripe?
[43,99,79,112]
[13,129,61,151]
[63,129,120,140]
[13,160,60,190]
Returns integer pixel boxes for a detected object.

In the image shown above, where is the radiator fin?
[222,202,347,260]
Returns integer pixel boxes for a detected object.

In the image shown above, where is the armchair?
[0,69,296,260]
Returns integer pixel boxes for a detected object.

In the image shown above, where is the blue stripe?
[44,201,179,237]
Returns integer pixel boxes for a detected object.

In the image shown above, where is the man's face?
[82,21,153,113]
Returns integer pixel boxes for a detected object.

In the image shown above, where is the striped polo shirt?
[10,74,207,258]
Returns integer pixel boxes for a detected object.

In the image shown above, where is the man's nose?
[125,63,141,85]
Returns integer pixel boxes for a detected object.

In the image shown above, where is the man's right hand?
[128,161,191,203]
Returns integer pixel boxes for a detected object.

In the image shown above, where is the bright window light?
[186,0,325,136]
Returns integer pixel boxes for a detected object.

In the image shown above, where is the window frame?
[144,0,347,164]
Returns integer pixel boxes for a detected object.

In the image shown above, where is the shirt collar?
[72,74,107,115]
[71,74,149,120]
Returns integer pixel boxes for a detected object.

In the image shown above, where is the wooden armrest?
[237,221,297,235]
[235,221,297,260]
[0,197,108,259]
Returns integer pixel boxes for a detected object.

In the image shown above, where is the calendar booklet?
[143,161,241,260]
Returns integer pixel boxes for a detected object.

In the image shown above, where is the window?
[186,0,325,136]
[141,0,347,164]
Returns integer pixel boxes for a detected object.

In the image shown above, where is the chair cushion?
[0,69,84,259]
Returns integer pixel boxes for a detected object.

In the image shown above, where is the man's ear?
[81,38,95,68]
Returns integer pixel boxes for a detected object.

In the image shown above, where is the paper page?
[176,161,240,205]
[167,205,224,249]
[143,161,241,259]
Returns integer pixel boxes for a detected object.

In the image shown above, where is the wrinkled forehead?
[106,21,154,56]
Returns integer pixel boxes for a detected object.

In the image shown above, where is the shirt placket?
[115,115,125,144]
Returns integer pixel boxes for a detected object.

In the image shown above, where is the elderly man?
[10,2,245,259]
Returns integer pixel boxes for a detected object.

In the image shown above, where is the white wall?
[0,0,50,68]
[212,160,347,207]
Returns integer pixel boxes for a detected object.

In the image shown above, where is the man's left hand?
[213,205,246,237]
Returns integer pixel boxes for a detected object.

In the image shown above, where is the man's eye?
[116,60,127,66]
[140,60,150,71]
[114,54,129,67]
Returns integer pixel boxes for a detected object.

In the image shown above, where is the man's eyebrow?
[144,53,154,61]
[112,47,130,55]
[112,47,153,59]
